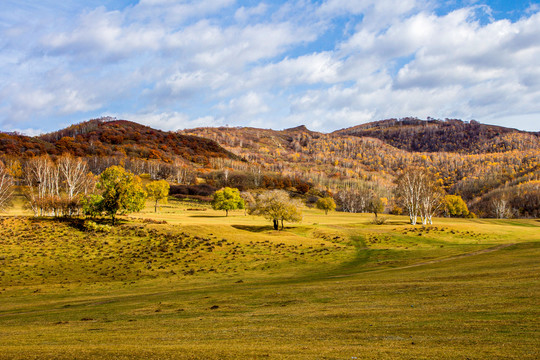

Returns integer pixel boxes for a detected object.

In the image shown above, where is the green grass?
[0,200,539,359]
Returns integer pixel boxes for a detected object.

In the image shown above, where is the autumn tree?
[0,162,14,211]
[249,190,302,230]
[443,195,469,217]
[87,166,147,225]
[212,187,244,216]
[367,195,386,219]
[240,191,255,215]
[146,180,170,212]
[316,196,336,215]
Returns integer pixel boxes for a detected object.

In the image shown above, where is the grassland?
[0,198,539,359]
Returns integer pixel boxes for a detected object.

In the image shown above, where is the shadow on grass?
[232,225,275,232]
[28,216,128,231]
[188,215,226,218]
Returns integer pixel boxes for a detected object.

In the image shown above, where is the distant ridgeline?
[0,117,539,218]
[333,117,540,153]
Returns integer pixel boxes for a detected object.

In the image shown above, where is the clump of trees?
[395,168,444,225]
[82,166,146,224]
[212,187,245,216]
[22,154,95,217]
[249,190,302,230]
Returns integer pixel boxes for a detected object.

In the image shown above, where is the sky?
[1,0,539,135]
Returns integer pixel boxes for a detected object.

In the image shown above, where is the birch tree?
[58,153,88,199]
[396,168,444,225]
[0,162,14,211]
[395,170,424,225]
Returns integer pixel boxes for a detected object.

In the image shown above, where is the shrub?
[84,220,112,233]
[371,216,388,225]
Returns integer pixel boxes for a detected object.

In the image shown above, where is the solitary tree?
[240,191,255,215]
[249,190,302,230]
[366,195,385,219]
[443,195,469,217]
[91,166,147,224]
[146,180,170,212]
[212,187,244,216]
[316,196,336,215]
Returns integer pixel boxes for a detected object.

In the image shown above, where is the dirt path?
[327,243,516,278]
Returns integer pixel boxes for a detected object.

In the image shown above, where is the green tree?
[96,166,146,225]
[212,187,245,216]
[443,195,469,217]
[249,190,302,230]
[146,180,170,213]
[81,194,103,218]
[316,196,336,215]
[367,196,385,219]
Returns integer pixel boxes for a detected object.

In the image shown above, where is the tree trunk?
[226,209,229,217]
[154,200,158,213]
[273,219,279,230]
[281,219,284,230]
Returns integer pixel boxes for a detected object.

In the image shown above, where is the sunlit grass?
[0,197,538,359]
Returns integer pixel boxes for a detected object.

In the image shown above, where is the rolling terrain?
[0,200,539,359]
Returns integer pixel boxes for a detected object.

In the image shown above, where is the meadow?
[0,197,538,359]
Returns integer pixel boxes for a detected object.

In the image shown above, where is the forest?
[0,116,538,219]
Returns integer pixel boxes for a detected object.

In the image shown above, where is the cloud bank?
[1,0,539,134]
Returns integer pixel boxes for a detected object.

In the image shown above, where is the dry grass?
[0,199,538,359]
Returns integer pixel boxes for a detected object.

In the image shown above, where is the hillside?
[0,117,237,165]
[1,117,538,217]
[183,120,540,217]
[334,118,540,153]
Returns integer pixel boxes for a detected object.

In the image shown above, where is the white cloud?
[1,0,539,133]
[116,111,217,132]
[235,3,268,23]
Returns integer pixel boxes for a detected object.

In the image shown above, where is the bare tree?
[25,155,54,200]
[396,168,443,225]
[492,195,511,219]
[419,182,444,225]
[0,162,14,211]
[58,153,88,199]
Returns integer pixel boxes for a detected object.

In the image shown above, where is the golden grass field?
[0,196,539,359]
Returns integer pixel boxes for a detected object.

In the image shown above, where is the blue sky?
[1,0,539,134]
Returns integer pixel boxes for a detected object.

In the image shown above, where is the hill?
[182,120,539,217]
[333,118,539,153]
[1,117,538,217]
[0,117,237,165]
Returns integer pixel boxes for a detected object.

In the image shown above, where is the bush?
[371,216,388,225]
[84,220,112,233]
